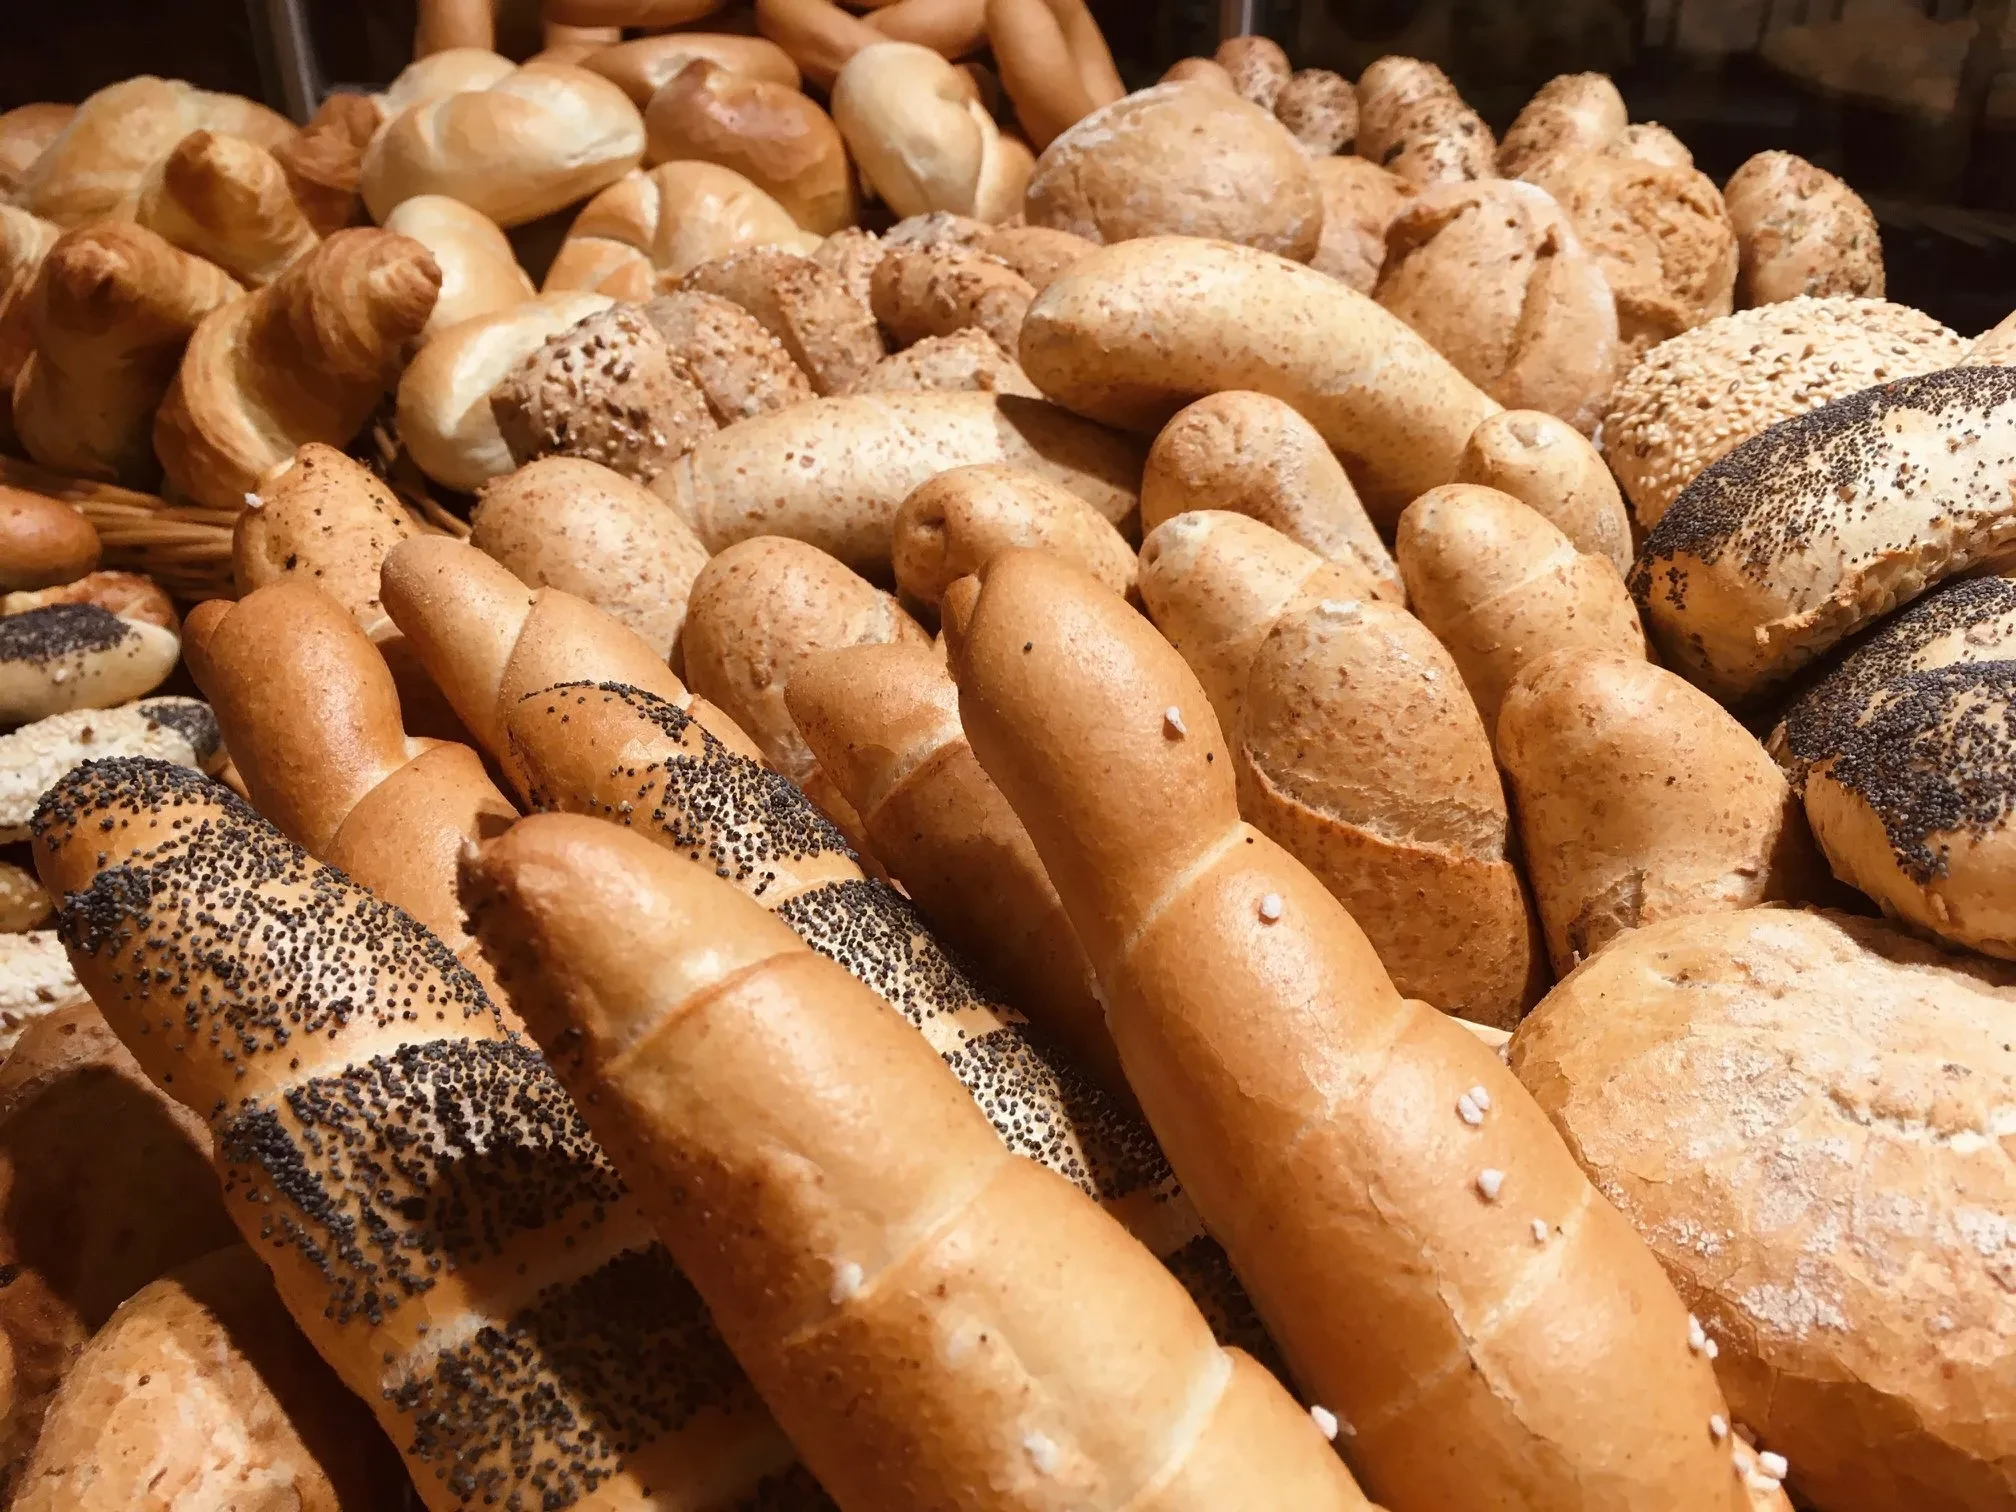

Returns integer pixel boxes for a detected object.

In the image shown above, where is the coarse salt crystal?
[1709,1414,1728,1441]
[242,491,264,510]
[1309,1405,1339,1441]
[1688,1315,1707,1353]
[830,1261,863,1303]
[1163,705,1187,737]
[1476,1168,1504,1201]
[1468,1085,1491,1111]
[1758,1451,1788,1480]
[1531,1219,1549,1243]
[1024,1432,1060,1474]
[1258,893,1284,922]
[1705,1338,1719,1361]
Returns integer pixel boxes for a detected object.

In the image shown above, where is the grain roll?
[1306,155,1412,293]
[638,289,816,423]
[1273,69,1357,156]
[868,240,1034,356]
[1212,34,1289,110]
[0,488,98,593]
[1724,150,1884,306]
[1496,72,1625,181]
[849,329,1042,397]
[1457,409,1631,575]
[1354,56,1494,188]
[682,247,886,395]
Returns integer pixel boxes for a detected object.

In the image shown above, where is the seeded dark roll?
[1630,366,2016,702]
[499,681,1278,1364]
[31,758,822,1512]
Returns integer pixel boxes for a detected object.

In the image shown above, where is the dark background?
[7,0,2011,336]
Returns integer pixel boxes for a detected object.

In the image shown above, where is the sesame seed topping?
[1163,705,1188,737]
[1258,893,1284,922]
[1310,1405,1339,1441]
[1476,1168,1505,1201]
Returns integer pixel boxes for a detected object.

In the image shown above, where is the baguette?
[32,757,810,1512]
[651,391,1142,577]
[786,638,1124,1096]
[945,548,1750,1510]
[1019,236,1499,524]
[462,812,1373,1512]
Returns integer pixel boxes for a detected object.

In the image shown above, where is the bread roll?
[373,46,517,120]
[16,76,294,228]
[234,444,408,624]
[849,328,1042,396]
[1617,121,1692,168]
[1534,152,1736,359]
[983,0,1125,149]
[638,289,815,422]
[947,548,1749,1509]
[870,240,1034,354]
[1354,56,1495,188]
[363,62,645,226]
[1307,154,1412,293]
[1136,510,1394,739]
[381,195,535,336]
[683,247,886,393]
[463,813,1371,1512]
[3,571,176,630]
[1511,907,2016,1512]
[810,223,884,304]
[859,0,992,60]
[1395,483,1645,731]
[1496,71,1626,180]
[1212,34,1290,109]
[1725,150,1884,306]
[1160,57,1234,90]
[833,42,1026,222]
[273,93,379,237]
[1021,236,1501,524]
[977,222,1093,289]
[1601,297,1964,529]
[0,488,98,593]
[1458,409,1632,574]
[643,59,855,233]
[489,303,718,483]
[785,639,1124,1093]
[1024,84,1322,261]
[1140,392,1400,594]
[15,1246,407,1512]
[0,605,179,728]
[893,462,1134,606]
[0,858,50,932]
[751,0,884,92]
[1497,653,1819,973]
[133,130,317,290]
[0,930,85,1056]
[12,222,240,487]
[0,208,60,445]
[1274,69,1357,155]
[395,291,614,492]
[0,104,73,200]
[655,390,1140,576]
[584,32,803,102]
[154,229,442,511]
[1630,366,2016,701]
[472,457,709,659]
[1376,178,1620,434]
[0,697,221,842]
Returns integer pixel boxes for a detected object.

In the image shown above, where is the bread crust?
[832,42,1020,222]
[1497,72,1626,181]
[1458,409,1632,575]
[1355,56,1495,187]
[381,194,535,336]
[135,130,319,289]
[583,32,803,103]
[644,60,856,234]
[0,487,98,593]
[870,240,1035,355]
[984,0,1125,149]
[1725,150,1884,306]
[1306,155,1411,293]
[892,462,1134,606]
[684,246,886,394]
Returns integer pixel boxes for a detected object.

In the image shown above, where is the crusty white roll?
[394,290,614,491]
[1023,84,1322,262]
[0,605,180,728]
[373,46,516,120]
[584,32,804,102]
[381,194,535,336]
[652,390,1141,577]
[363,62,646,227]
[834,42,1027,223]
[1630,366,2016,702]
[1458,409,1632,575]
[0,104,73,201]
[1020,236,1500,525]
[642,59,856,234]
[1511,907,2016,1512]
[1724,150,1884,306]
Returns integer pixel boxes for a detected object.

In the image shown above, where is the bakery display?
[6,22,2008,1512]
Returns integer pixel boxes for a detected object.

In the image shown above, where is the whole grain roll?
[810,224,884,307]
[1496,72,1626,181]
[1458,409,1632,575]
[1212,34,1290,110]
[1376,178,1620,434]
[1354,56,1495,188]
[1307,155,1412,293]
[1633,366,2016,701]
[869,241,1035,355]
[1510,907,2016,1512]
[848,328,1042,396]
[682,246,886,395]
[1724,150,1884,307]
[1617,122,1692,168]
[1022,83,1323,261]
[977,224,1096,292]
[636,289,815,424]
[1602,297,1966,529]
[1273,69,1357,155]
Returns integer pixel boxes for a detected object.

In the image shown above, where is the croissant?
[12,222,240,486]
[273,93,381,237]
[153,228,441,510]
[136,130,320,287]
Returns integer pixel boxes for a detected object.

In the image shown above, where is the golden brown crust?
[583,33,804,103]
[1273,68,1358,155]
[977,222,1094,290]
[1497,72,1626,181]
[1159,57,1234,90]
[0,105,74,201]
[0,488,98,594]
[892,462,1134,606]
[643,59,856,234]
[638,288,815,422]
[1355,57,1496,187]
[1212,34,1290,110]
[1,572,175,632]
[235,444,415,640]
[546,161,819,295]
[1306,155,1412,293]
[847,328,1043,397]
[831,42,1020,223]
[135,130,319,289]
[0,208,60,441]
[380,194,535,336]
[273,93,380,238]
[984,0,1125,149]
[1457,409,1632,575]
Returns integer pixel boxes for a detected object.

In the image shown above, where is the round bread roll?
[0,104,74,201]
[380,194,533,338]
[1022,83,1323,262]
[0,606,179,728]
[1497,652,1817,972]
[394,290,615,492]
[1376,177,1621,434]
[2,573,176,631]
[883,209,991,250]
[1724,150,1884,307]
[1774,576,2016,958]
[847,328,1042,396]
[374,46,516,119]
[1306,155,1412,293]
[1496,72,1626,181]
[1159,57,1234,90]
[1510,907,2016,1512]
[892,462,1134,606]
[489,303,718,483]
[833,42,1028,223]
[1273,68,1357,156]
[0,697,222,844]
[1353,56,1495,188]
[0,858,49,933]
[1630,367,2016,701]
[637,289,815,423]
[1617,121,1691,168]
[978,223,1094,291]
[1396,484,1645,731]
[471,457,709,659]
[362,62,646,226]
[682,246,887,394]
[1458,409,1631,575]
[643,59,856,234]
[1141,391,1401,596]
[1602,297,1965,529]
[868,240,1034,355]
[15,1245,407,1512]
[583,33,803,103]
[0,489,98,593]
[1535,152,1737,359]
[1212,34,1290,110]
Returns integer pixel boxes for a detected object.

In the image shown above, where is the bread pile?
[6,18,2016,1512]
